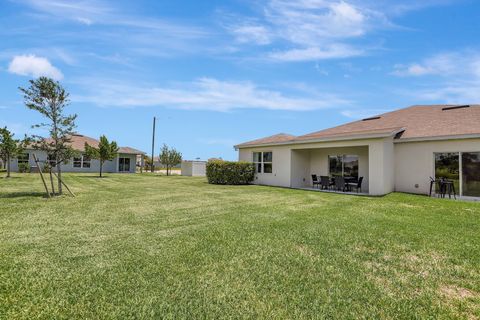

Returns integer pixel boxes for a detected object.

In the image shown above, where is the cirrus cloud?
[8,54,63,80]
[73,77,350,112]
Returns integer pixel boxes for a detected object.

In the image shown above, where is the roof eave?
[394,133,480,143]
[235,128,405,149]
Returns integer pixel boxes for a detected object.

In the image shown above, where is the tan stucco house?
[10,134,145,174]
[235,105,480,198]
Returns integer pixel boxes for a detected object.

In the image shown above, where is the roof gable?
[28,134,145,155]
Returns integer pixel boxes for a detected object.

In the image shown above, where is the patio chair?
[311,174,321,188]
[320,176,330,190]
[334,176,347,192]
[347,176,363,193]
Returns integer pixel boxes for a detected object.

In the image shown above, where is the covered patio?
[286,137,395,196]
[290,145,369,194]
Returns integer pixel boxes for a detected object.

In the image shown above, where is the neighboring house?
[10,134,145,174]
[235,105,480,198]
[181,160,206,176]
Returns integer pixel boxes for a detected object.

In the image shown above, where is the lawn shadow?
[0,191,48,199]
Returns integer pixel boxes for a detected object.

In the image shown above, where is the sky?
[1,0,480,160]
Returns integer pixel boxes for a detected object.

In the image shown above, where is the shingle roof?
[236,105,480,148]
[32,134,146,155]
[235,133,296,148]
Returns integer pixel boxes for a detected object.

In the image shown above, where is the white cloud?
[73,77,350,112]
[230,24,272,45]
[392,50,480,103]
[392,52,466,77]
[224,0,389,61]
[76,17,93,25]
[269,44,364,61]
[8,54,63,80]
[19,0,207,38]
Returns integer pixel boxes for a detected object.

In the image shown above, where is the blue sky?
[1,0,479,160]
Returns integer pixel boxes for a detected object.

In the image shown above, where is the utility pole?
[151,116,156,173]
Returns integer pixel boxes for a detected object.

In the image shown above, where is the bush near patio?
[206,160,255,185]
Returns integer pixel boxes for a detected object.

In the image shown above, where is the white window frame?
[73,155,91,168]
[17,152,30,166]
[253,151,273,174]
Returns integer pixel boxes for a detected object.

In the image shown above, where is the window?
[47,154,57,167]
[434,153,459,194]
[253,151,273,174]
[82,155,91,168]
[462,152,480,197]
[73,157,82,168]
[17,153,29,165]
[328,155,359,179]
[434,152,480,197]
[73,155,91,168]
[119,157,131,172]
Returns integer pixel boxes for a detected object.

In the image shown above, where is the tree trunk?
[100,161,103,178]
[6,155,10,178]
[56,157,63,195]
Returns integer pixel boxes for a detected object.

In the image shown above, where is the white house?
[235,105,480,199]
[10,134,145,174]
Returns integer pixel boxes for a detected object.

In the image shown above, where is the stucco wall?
[10,150,137,173]
[290,149,310,188]
[239,146,291,187]
[394,138,480,195]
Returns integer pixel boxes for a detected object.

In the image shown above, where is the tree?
[20,77,77,195]
[84,135,119,177]
[0,127,25,178]
[158,144,182,176]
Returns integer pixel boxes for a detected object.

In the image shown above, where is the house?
[10,134,145,173]
[235,105,480,199]
[181,160,206,176]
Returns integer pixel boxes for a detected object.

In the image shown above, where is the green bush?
[18,162,30,173]
[206,160,255,185]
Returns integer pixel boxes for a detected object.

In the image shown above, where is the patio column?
[368,139,395,195]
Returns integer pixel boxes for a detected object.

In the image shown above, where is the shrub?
[18,162,30,173]
[206,160,255,185]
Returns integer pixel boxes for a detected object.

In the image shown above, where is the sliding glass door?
[434,153,460,194]
[462,152,480,197]
[119,158,131,172]
[434,152,480,197]
[328,155,359,179]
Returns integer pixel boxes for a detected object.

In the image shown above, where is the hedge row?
[206,160,255,185]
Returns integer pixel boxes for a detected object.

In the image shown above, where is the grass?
[1,173,479,319]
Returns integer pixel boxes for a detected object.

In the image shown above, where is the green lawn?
[1,173,479,319]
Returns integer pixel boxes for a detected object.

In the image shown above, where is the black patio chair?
[320,176,330,190]
[334,176,347,192]
[347,176,363,193]
[311,174,320,188]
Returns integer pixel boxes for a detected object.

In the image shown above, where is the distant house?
[235,105,480,198]
[10,134,145,173]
